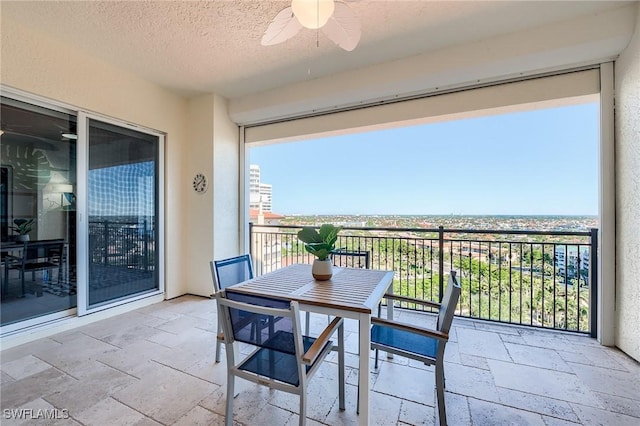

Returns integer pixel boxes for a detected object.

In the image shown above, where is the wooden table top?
[227,263,394,314]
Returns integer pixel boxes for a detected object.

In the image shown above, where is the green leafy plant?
[11,218,34,235]
[297,224,342,261]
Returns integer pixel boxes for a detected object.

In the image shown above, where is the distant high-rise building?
[259,183,272,212]
[249,165,272,212]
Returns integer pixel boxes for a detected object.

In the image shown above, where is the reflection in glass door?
[0,96,77,328]
[83,117,163,310]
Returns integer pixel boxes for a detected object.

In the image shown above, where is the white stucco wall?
[185,94,240,297]
[187,95,216,296]
[1,17,189,299]
[212,94,240,261]
[614,6,640,362]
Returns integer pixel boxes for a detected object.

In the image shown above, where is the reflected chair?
[5,239,65,297]
[331,249,371,269]
[210,254,254,363]
[305,249,371,336]
[217,290,345,426]
[370,271,461,426]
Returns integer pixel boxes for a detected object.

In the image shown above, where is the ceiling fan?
[261,0,361,51]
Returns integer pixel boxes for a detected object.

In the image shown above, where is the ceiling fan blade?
[321,1,361,51]
[261,7,303,46]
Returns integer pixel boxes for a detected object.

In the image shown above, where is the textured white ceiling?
[1,1,633,99]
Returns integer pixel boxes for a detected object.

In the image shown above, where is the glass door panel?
[0,97,77,327]
[85,118,161,309]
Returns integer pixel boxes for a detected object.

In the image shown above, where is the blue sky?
[250,102,599,216]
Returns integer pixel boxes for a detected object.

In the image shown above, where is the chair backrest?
[24,239,64,264]
[331,249,370,269]
[219,291,300,355]
[210,254,254,292]
[437,271,461,334]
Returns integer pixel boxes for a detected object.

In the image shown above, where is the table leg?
[358,313,370,426]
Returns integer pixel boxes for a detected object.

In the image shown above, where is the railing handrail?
[249,222,598,337]
[249,223,593,237]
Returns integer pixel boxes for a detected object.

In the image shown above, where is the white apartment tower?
[259,183,272,212]
[249,164,272,212]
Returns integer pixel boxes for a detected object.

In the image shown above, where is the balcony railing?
[249,223,598,336]
[88,219,155,272]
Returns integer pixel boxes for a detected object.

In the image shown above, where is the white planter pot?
[312,259,333,281]
[16,234,30,242]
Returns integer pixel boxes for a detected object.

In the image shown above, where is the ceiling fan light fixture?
[61,133,78,140]
[291,0,335,29]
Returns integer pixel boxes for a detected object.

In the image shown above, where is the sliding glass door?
[1,93,164,331]
[0,97,77,329]
[78,114,164,313]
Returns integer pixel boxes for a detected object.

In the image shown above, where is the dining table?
[226,262,395,426]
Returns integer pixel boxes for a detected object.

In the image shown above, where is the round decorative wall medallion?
[192,173,208,193]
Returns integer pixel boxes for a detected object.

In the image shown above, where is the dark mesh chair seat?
[240,333,329,386]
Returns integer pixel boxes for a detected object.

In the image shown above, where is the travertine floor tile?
[570,402,640,426]
[0,338,62,363]
[457,327,511,361]
[74,397,148,426]
[2,397,62,426]
[441,393,472,426]
[1,354,52,380]
[373,360,435,405]
[540,415,580,426]
[469,397,547,425]
[44,360,137,416]
[594,391,640,418]
[170,405,226,426]
[1,368,76,409]
[568,361,640,401]
[112,363,218,424]
[444,363,500,402]
[399,399,436,426]
[2,296,638,426]
[504,342,573,373]
[496,388,579,422]
[488,359,603,407]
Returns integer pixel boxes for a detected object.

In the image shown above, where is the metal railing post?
[103,220,109,266]
[248,222,254,260]
[589,228,598,338]
[143,219,149,272]
[438,226,444,302]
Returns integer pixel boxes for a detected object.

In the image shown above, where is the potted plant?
[297,224,342,280]
[11,218,34,242]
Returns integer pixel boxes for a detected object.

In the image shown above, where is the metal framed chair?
[217,290,345,426]
[5,239,65,297]
[210,254,254,362]
[305,249,371,336]
[370,271,461,426]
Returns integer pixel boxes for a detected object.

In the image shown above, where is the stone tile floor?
[1,295,639,425]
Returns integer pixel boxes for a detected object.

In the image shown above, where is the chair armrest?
[372,317,449,341]
[302,316,343,365]
[383,293,441,309]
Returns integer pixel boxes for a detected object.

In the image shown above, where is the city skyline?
[249,102,599,216]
